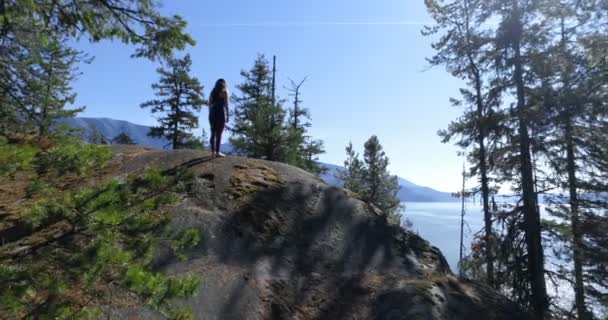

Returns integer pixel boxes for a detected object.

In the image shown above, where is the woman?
[208,79,229,157]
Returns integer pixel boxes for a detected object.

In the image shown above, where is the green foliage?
[361,135,403,223]
[1,1,195,139]
[34,139,111,175]
[0,139,201,318]
[336,142,366,194]
[12,37,86,136]
[0,138,39,176]
[111,132,137,145]
[87,126,109,145]
[230,55,287,160]
[426,0,608,317]
[336,136,403,225]
[231,55,325,174]
[283,77,326,174]
[182,135,206,151]
[141,54,205,150]
[0,0,194,62]
[170,229,202,261]
[425,0,507,292]
[25,178,53,198]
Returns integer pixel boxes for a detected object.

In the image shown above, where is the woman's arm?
[224,97,229,123]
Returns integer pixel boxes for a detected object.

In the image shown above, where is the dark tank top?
[210,96,226,121]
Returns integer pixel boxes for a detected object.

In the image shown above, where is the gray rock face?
[110,147,529,320]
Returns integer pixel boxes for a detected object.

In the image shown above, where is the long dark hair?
[210,78,228,105]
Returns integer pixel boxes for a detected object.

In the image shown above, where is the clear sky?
[72,0,469,193]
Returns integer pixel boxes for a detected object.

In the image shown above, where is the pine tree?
[284,77,325,174]
[230,54,288,161]
[300,137,326,175]
[425,0,509,288]
[285,77,309,130]
[201,128,210,150]
[453,1,552,316]
[337,137,403,225]
[335,142,365,194]
[534,3,608,317]
[5,36,85,137]
[141,54,205,150]
[501,6,547,317]
[581,44,608,314]
[362,136,402,219]
[88,127,108,145]
[579,17,608,313]
[111,132,136,145]
[427,0,608,317]
[230,55,325,174]
[0,0,194,62]
[539,10,590,320]
[0,1,195,137]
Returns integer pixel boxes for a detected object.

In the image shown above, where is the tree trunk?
[565,118,590,320]
[463,0,494,287]
[172,105,179,150]
[478,122,494,287]
[172,85,182,150]
[459,163,466,277]
[512,14,548,318]
[272,55,276,106]
[472,63,494,288]
[558,15,590,319]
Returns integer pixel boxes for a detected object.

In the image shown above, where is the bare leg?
[209,127,216,156]
[215,122,225,157]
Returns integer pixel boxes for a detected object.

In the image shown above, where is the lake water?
[403,202,484,272]
[405,202,578,310]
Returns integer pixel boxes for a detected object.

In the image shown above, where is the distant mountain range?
[319,163,458,202]
[59,117,459,203]
[57,117,169,149]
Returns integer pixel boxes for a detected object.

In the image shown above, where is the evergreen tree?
[427,0,608,317]
[362,136,402,220]
[111,132,136,145]
[0,0,194,138]
[182,129,208,151]
[4,35,85,137]
[201,128,210,150]
[445,1,551,316]
[337,137,403,225]
[285,77,310,130]
[88,126,108,145]
[230,55,325,174]
[335,142,365,194]
[425,0,509,288]
[581,49,608,314]
[535,3,608,317]
[141,54,205,150]
[230,54,288,161]
[300,137,326,175]
[284,77,325,174]
[0,0,194,62]
[496,3,548,316]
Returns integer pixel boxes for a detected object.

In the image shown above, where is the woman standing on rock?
[208,79,229,157]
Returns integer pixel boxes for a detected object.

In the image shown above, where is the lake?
[403,202,484,272]
[405,202,578,310]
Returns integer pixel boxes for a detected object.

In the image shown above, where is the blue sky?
[72,0,468,192]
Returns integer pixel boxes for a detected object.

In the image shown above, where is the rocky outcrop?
[107,147,530,320]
